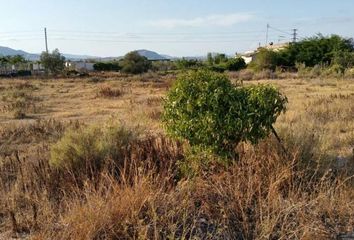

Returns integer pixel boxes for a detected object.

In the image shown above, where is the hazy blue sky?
[1,0,353,57]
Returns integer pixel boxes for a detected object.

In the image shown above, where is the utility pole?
[266,24,270,46]
[44,27,49,53]
[292,28,298,43]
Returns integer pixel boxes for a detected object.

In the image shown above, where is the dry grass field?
[0,73,353,239]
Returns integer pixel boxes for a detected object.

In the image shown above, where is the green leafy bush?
[279,34,354,67]
[175,58,203,70]
[50,123,135,172]
[93,62,121,71]
[249,48,279,71]
[40,49,65,75]
[225,57,246,71]
[120,51,152,74]
[162,70,287,157]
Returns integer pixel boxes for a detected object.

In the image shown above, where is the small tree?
[213,53,228,64]
[278,34,354,67]
[93,61,121,71]
[175,58,202,70]
[226,57,246,71]
[40,49,65,75]
[333,51,354,69]
[162,70,287,157]
[120,51,151,74]
[250,48,279,71]
[9,55,26,65]
[207,52,214,65]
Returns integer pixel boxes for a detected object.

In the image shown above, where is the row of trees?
[38,50,153,75]
[175,54,246,72]
[250,34,354,72]
[0,55,27,66]
[93,51,152,74]
[4,34,353,76]
[173,34,354,75]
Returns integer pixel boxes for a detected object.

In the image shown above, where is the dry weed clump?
[49,123,136,177]
[0,119,81,156]
[96,85,125,98]
[0,128,353,239]
[0,76,353,239]
[1,87,42,119]
[147,108,162,120]
[0,133,184,239]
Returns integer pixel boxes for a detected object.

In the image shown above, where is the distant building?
[31,63,44,71]
[239,50,257,64]
[0,62,44,76]
[65,61,95,71]
[239,42,290,64]
[265,42,289,52]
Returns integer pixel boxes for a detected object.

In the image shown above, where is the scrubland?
[0,72,353,239]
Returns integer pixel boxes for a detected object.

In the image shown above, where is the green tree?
[207,52,213,65]
[250,48,279,71]
[226,57,246,71]
[93,61,121,71]
[214,53,228,64]
[279,34,354,67]
[162,70,287,157]
[175,58,202,70]
[333,51,354,69]
[0,55,26,68]
[120,51,151,74]
[0,56,9,68]
[40,49,65,75]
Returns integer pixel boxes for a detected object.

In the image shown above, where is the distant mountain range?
[0,46,175,61]
[0,46,40,61]
[136,49,173,60]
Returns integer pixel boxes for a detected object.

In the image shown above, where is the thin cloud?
[294,16,354,26]
[148,13,254,28]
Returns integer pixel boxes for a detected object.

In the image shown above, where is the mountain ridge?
[0,46,175,61]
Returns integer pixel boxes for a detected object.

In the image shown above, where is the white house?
[239,42,290,64]
[65,61,95,71]
[239,50,257,64]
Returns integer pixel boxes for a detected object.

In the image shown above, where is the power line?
[0,27,305,46]
[268,25,293,36]
[49,29,268,36]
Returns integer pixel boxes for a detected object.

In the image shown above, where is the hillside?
[0,46,173,61]
[0,46,39,61]
[135,49,170,60]
[0,46,97,61]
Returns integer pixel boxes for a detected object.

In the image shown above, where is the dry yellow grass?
[0,74,353,239]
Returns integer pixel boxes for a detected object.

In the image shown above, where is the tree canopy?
[162,70,287,157]
[40,49,65,75]
[278,34,354,67]
[120,51,151,74]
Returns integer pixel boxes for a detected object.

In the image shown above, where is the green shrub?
[249,48,279,71]
[225,57,246,71]
[120,51,152,74]
[175,58,203,70]
[93,62,121,71]
[162,70,287,157]
[177,147,223,178]
[50,123,135,172]
[40,49,65,75]
[279,34,354,67]
[209,64,227,73]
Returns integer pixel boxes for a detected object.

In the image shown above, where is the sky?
[0,0,353,57]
